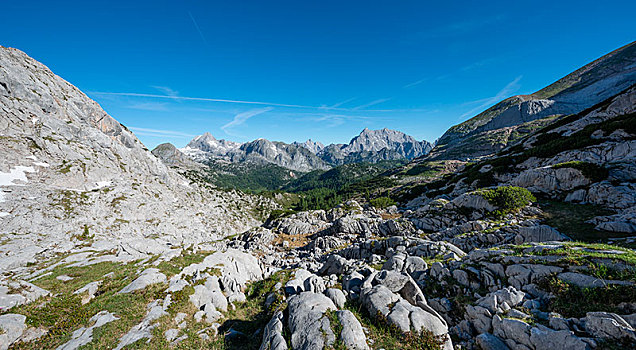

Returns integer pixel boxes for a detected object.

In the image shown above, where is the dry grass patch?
[380,213,402,220]
[272,232,312,249]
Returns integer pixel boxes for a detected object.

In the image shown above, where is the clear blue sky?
[2,1,635,149]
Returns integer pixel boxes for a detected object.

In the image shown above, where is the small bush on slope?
[369,196,396,209]
[477,186,536,218]
[552,161,609,182]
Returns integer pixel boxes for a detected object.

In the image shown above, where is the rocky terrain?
[0,45,273,290]
[0,44,635,350]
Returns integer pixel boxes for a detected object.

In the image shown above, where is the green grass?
[215,269,292,350]
[9,256,298,350]
[507,242,636,281]
[155,250,211,277]
[538,200,622,241]
[325,310,347,350]
[539,276,636,318]
[11,261,165,350]
[369,196,396,209]
[343,301,445,350]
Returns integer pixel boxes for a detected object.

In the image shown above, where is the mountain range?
[174,127,432,172]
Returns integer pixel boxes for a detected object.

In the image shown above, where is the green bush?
[552,161,609,182]
[539,276,636,318]
[369,196,396,209]
[267,208,296,221]
[295,187,342,211]
[477,186,536,217]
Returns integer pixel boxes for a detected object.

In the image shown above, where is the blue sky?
[2,1,635,149]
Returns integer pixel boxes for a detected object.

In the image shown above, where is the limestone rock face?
[0,46,267,273]
[0,314,26,350]
[182,134,330,172]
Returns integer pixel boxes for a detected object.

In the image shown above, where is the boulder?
[259,311,287,350]
[74,281,101,305]
[584,312,636,341]
[319,255,350,276]
[0,314,26,350]
[558,272,634,289]
[529,325,590,350]
[336,310,369,350]
[119,268,166,294]
[55,311,118,350]
[324,288,346,309]
[513,225,570,244]
[287,292,337,350]
[475,332,510,350]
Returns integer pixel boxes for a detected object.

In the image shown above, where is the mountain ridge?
[175,127,432,172]
[430,40,636,160]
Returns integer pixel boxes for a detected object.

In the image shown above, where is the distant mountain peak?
[317,128,432,165]
[293,139,325,154]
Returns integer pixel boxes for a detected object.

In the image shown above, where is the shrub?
[267,209,296,221]
[369,196,396,209]
[552,161,609,182]
[539,276,636,318]
[477,186,535,217]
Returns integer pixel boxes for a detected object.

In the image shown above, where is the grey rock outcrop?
[287,292,337,350]
[119,268,167,294]
[0,314,26,350]
[56,311,118,350]
[0,46,266,274]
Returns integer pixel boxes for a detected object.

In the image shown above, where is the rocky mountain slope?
[430,41,636,160]
[150,143,199,168]
[0,46,272,273]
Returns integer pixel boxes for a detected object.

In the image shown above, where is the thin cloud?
[221,107,274,136]
[353,98,392,110]
[403,78,427,89]
[89,91,428,113]
[188,12,208,45]
[314,115,346,128]
[459,76,522,119]
[326,97,357,109]
[152,86,179,98]
[128,127,194,138]
[127,102,170,111]
[90,91,328,110]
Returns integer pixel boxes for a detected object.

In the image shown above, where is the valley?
[0,39,635,350]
